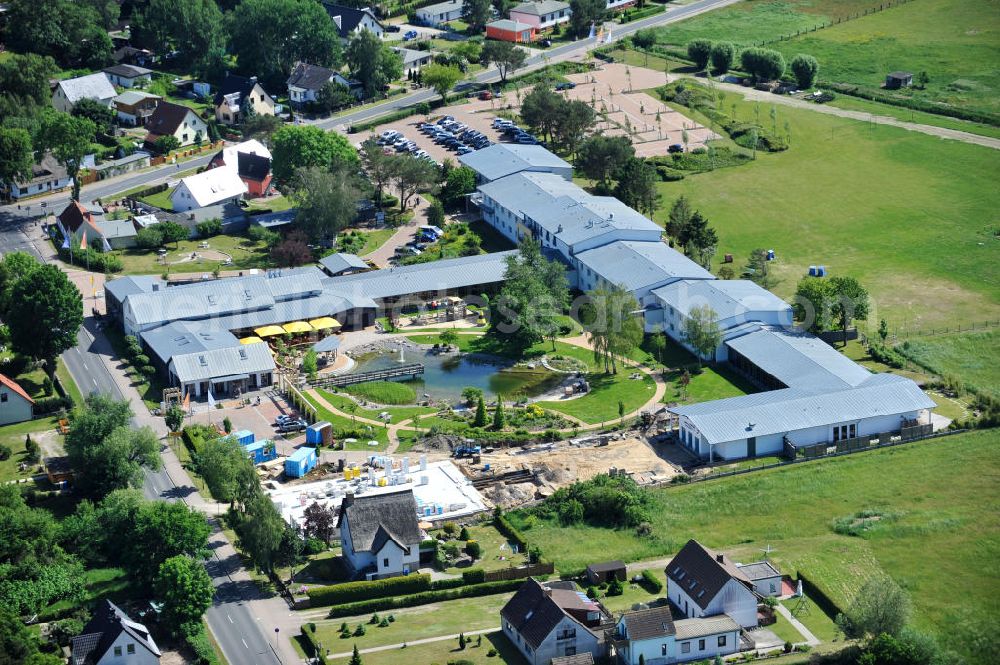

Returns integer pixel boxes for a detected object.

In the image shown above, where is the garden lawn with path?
[316,388,437,423]
[113,233,272,275]
[300,391,392,451]
[0,417,58,483]
[436,523,528,575]
[506,429,999,662]
[662,364,756,406]
[321,629,521,665]
[651,81,1000,331]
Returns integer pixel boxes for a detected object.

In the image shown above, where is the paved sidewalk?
[775,603,821,646]
[327,626,499,659]
[364,195,430,268]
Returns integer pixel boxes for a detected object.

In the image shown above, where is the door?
[747,436,757,457]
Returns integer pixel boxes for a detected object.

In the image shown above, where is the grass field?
[436,523,529,575]
[662,364,756,405]
[115,233,272,275]
[897,330,1000,397]
[300,390,392,451]
[507,429,1000,660]
[323,629,523,665]
[0,417,58,483]
[316,389,437,423]
[650,83,1000,331]
[343,380,417,405]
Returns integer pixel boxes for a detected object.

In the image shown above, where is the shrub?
[307,574,432,606]
[686,39,712,70]
[443,521,457,536]
[740,47,786,81]
[33,395,73,415]
[710,42,736,73]
[324,580,524,617]
[640,569,663,593]
[466,540,482,560]
[607,578,624,596]
[196,218,222,238]
[487,648,498,657]
[0,444,11,461]
[790,54,819,89]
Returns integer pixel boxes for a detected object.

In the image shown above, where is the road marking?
[82,363,88,370]
[242,639,249,649]
[228,614,234,624]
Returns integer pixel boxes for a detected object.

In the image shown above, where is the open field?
[115,233,271,274]
[898,330,1000,397]
[316,389,437,422]
[507,429,1000,661]
[650,82,1000,330]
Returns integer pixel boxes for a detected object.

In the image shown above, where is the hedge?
[57,246,123,273]
[33,395,73,415]
[430,576,467,590]
[797,572,843,619]
[640,569,664,594]
[494,514,528,553]
[186,622,222,665]
[300,623,327,664]
[307,573,431,606]
[325,579,523,618]
[462,569,486,584]
[823,81,1000,127]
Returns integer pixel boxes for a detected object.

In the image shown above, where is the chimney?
[716,554,725,563]
[542,585,552,597]
[343,492,354,507]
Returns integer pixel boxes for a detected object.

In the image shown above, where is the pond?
[349,348,565,403]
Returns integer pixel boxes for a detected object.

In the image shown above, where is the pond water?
[349,348,564,403]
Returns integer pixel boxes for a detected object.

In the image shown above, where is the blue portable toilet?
[767,249,775,261]
[306,421,331,446]
[285,446,318,478]
[817,265,826,277]
[233,429,254,446]
[808,266,817,276]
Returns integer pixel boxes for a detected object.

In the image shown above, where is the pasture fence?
[750,0,917,48]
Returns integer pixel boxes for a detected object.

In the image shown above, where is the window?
[114,647,123,657]
[661,644,667,656]
[681,642,691,654]
[698,639,705,650]
[718,635,727,647]
[564,647,576,656]
[0,393,6,403]
[127,644,136,654]
[770,582,777,593]
[849,423,857,438]
[383,558,389,568]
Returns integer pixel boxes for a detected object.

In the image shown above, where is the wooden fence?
[309,363,425,388]
[484,561,555,582]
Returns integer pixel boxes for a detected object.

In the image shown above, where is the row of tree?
[520,85,597,156]
[685,38,820,88]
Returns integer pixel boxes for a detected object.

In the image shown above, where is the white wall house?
[337,490,422,580]
[70,600,161,665]
[416,0,465,25]
[666,540,759,629]
[0,374,33,425]
[0,154,72,201]
[613,606,740,665]
[144,101,209,148]
[52,73,117,113]
[509,0,572,30]
[170,168,248,212]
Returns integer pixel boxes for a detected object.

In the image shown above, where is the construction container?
[306,421,332,446]
[284,446,317,478]
[244,440,277,465]
[233,429,254,446]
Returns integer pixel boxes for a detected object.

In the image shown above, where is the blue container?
[284,446,317,478]
[244,440,277,464]
[306,421,331,445]
[808,266,817,276]
[767,249,775,261]
[817,265,826,277]
[233,429,254,446]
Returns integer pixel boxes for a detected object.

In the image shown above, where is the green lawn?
[661,364,755,406]
[897,330,1000,398]
[437,523,529,575]
[0,417,58,483]
[55,359,84,406]
[651,83,1000,331]
[507,429,1000,662]
[782,594,842,643]
[316,389,437,423]
[138,188,173,210]
[343,380,417,405]
[323,629,524,665]
[113,233,272,275]
[825,94,1000,140]
[300,391,391,451]
[769,610,809,645]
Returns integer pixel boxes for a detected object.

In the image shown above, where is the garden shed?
[586,560,627,585]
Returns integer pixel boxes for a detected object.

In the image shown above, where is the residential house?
[885,71,913,89]
[486,18,537,43]
[208,139,273,197]
[103,64,154,88]
[0,373,33,425]
[52,73,117,113]
[286,62,361,106]
[665,539,759,628]
[322,2,385,40]
[70,599,161,665]
[0,153,71,201]
[112,45,155,67]
[337,490,423,580]
[736,561,782,597]
[214,74,276,125]
[606,0,636,11]
[57,200,139,250]
[170,168,248,212]
[509,0,572,31]
[612,606,741,665]
[415,0,465,26]
[113,91,160,126]
[501,578,613,665]
[144,101,208,147]
[585,561,626,585]
[394,47,433,78]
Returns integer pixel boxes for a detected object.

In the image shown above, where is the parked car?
[668,143,684,153]
[555,81,576,91]
[479,90,492,100]
[403,30,418,40]
[516,136,537,145]
[277,419,308,434]
[457,146,474,155]
[386,24,401,33]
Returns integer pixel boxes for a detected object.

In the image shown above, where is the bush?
[466,540,482,560]
[607,578,624,596]
[57,246,123,273]
[686,39,712,70]
[494,514,529,553]
[640,569,663,593]
[307,574,432,607]
[868,341,907,369]
[462,569,486,584]
[185,623,222,665]
[790,54,819,89]
[196,218,222,238]
[325,580,524,617]
[0,444,11,461]
[34,395,73,415]
[710,42,736,73]
[740,47,786,81]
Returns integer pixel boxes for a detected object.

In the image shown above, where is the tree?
[575,135,634,190]
[583,286,643,374]
[0,128,35,185]
[154,555,214,635]
[303,501,335,544]
[125,500,210,585]
[0,53,59,109]
[613,158,660,216]
[196,218,222,239]
[473,395,488,427]
[687,39,712,70]
[228,0,342,89]
[347,30,402,99]
[6,0,111,69]
[153,134,181,156]
[6,264,82,371]
[439,328,460,348]
[631,29,656,65]
[740,47,786,82]
[878,318,889,343]
[159,221,189,246]
[349,644,363,665]
[241,114,284,143]
[680,212,717,268]
[552,100,596,157]
[915,71,930,89]
[569,0,606,39]
[793,277,832,333]
[492,395,506,430]
[165,405,185,433]
[490,239,569,352]
[237,494,287,572]
[272,125,359,183]
[859,629,942,665]
[837,576,911,640]
[665,195,693,242]
[710,42,736,74]
[0,252,39,319]
[271,230,314,267]
[462,0,492,32]
[196,435,252,504]
[133,0,226,76]
[71,98,115,135]
[521,85,563,143]
[790,54,819,89]
[746,247,773,289]
[317,81,355,113]
[829,276,870,346]
[683,305,721,366]
[70,425,162,498]
[35,110,96,201]
[422,63,463,100]
[135,226,164,249]
[480,40,528,85]
[302,347,319,380]
[360,137,395,204]
[389,156,438,212]
[439,165,478,210]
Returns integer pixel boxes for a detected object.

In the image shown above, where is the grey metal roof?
[575,240,713,292]
[652,279,791,322]
[418,0,463,16]
[326,251,518,300]
[94,219,138,240]
[105,275,165,303]
[459,144,571,182]
[113,90,160,105]
[726,327,871,391]
[736,561,781,581]
[319,252,369,276]
[478,171,581,221]
[140,321,240,366]
[392,47,432,66]
[263,267,325,301]
[124,276,275,327]
[673,615,741,640]
[534,195,663,249]
[171,341,274,384]
[512,0,570,16]
[313,336,341,352]
[488,18,533,31]
[209,292,355,331]
[671,373,935,445]
[58,73,116,104]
